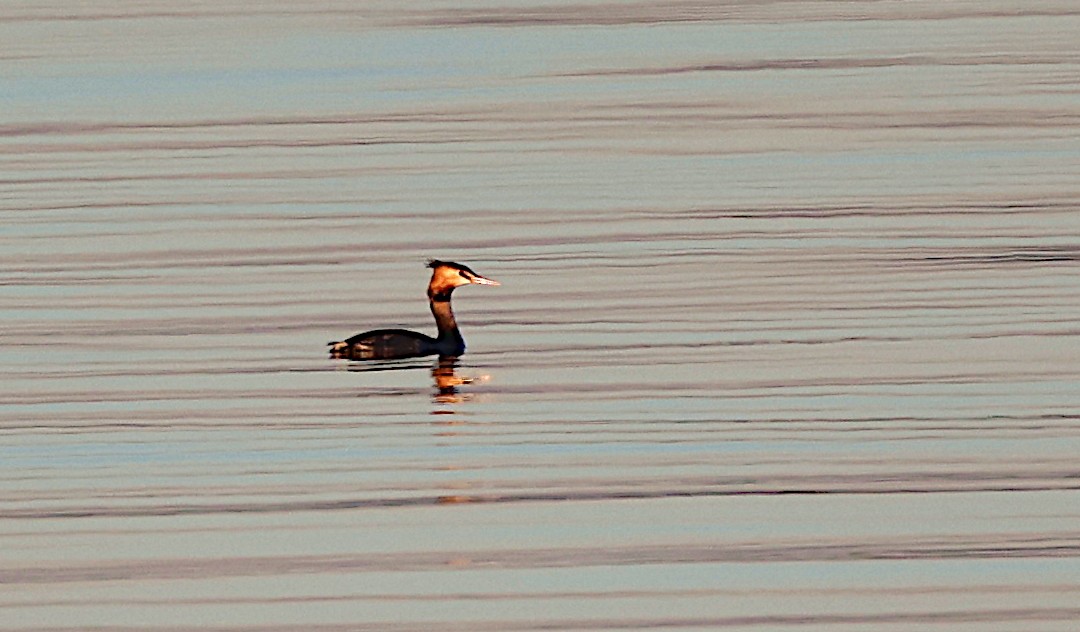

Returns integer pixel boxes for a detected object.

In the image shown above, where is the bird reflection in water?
[341,355,489,407]
[431,355,487,407]
[432,356,485,509]
[341,355,487,506]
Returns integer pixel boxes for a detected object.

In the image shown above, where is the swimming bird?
[328,260,499,360]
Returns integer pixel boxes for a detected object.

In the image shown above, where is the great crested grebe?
[328,260,499,360]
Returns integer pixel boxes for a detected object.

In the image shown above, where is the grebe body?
[329,260,499,360]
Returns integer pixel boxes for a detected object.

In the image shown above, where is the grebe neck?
[428,290,463,346]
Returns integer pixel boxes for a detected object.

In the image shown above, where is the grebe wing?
[340,328,434,346]
[329,328,437,360]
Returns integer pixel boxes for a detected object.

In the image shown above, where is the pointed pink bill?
[471,275,500,286]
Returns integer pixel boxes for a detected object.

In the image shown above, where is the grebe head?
[427,260,500,297]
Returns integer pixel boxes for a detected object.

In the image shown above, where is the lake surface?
[2,1,1080,630]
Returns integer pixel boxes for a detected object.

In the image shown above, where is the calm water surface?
[3,1,1080,630]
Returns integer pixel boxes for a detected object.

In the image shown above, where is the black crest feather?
[427,259,476,275]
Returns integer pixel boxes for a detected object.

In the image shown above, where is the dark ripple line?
[0,386,426,407]
[1,136,481,156]
[557,54,1080,78]
[7,241,1078,278]
[2,367,1072,407]
[4,411,1073,430]
[0,112,504,137]
[912,248,1080,266]
[5,482,1080,521]
[4,533,1080,584]
[9,583,1080,608]
[16,607,1080,632]
[399,3,1080,28]
[6,467,1080,506]
[7,1,1080,29]
[4,362,1079,406]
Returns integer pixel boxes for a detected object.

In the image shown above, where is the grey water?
[2,1,1080,630]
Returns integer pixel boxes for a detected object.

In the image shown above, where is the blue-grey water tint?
[3,1,1080,630]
